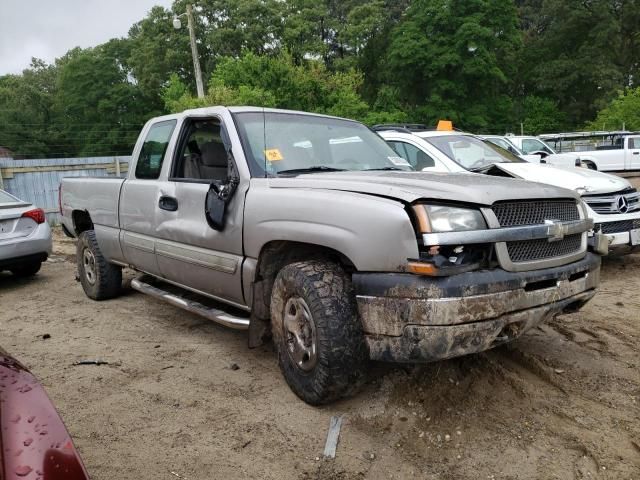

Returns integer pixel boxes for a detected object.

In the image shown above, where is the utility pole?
[174,5,205,98]
[186,4,205,98]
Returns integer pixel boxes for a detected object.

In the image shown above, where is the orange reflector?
[436,120,453,131]
[407,261,438,276]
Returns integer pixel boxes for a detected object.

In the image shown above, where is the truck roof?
[149,106,358,124]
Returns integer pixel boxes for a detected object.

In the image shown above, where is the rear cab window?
[135,120,177,179]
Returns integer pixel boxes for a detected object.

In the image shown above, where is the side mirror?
[205,185,227,230]
[204,176,239,231]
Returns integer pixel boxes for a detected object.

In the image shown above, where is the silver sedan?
[0,189,52,277]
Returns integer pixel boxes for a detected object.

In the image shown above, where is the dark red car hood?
[0,348,89,480]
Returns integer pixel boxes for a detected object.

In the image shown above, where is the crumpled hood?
[267,171,580,206]
[494,163,630,195]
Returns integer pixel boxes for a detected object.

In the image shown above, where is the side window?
[521,139,539,154]
[388,141,408,159]
[174,119,229,181]
[628,137,637,149]
[388,141,435,170]
[135,120,177,179]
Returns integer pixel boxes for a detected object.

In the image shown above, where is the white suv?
[376,127,640,252]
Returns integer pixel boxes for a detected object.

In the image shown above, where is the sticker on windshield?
[265,148,284,162]
[388,156,411,167]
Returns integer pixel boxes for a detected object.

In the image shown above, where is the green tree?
[515,0,638,127]
[0,59,60,157]
[382,0,521,131]
[54,45,152,157]
[517,95,566,134]
[589,88,640,131]
[162,52,401,123]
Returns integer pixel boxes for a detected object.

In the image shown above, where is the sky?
[0,0,174,75]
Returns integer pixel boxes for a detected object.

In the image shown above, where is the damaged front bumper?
[353,253,600,363]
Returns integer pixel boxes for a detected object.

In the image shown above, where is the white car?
[377,128,640,251]
[507,135,583,168]
[0,189,52,277]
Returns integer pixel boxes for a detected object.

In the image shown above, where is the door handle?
[159,196,178,211]
[633,152,639,155]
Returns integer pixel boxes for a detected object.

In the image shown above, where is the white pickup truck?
[539,133,640,172]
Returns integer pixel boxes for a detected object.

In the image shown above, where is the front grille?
[507,234,583,262]
[583,188,640,215]
[492,199,582,264]
[493,199,579,227]
[595,219,640,234]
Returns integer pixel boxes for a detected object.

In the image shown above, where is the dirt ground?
[1,229,639,480]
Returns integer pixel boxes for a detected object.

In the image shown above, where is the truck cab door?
[119,119,177,276]
[626,136,640,170]
[153,116,248,308]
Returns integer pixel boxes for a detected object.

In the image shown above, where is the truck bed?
[60,176,125,230]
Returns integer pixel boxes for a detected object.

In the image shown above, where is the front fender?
[244,180,419,272]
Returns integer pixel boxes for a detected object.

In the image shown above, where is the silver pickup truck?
[60,107,601,404]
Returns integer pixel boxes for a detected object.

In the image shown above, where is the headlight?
[413,204,486,233]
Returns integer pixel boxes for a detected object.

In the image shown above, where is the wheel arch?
[247,240,357,347]
[71,210,94,235]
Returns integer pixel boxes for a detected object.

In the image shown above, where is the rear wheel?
[77,230,122,300]
[270,260,368,405]
[10,262,42,278]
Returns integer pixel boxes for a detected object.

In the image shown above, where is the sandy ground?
[0,231,638,480]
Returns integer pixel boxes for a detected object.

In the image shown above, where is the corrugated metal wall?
[0,156,131,223]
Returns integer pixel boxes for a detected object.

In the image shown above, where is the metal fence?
[0,156,131,223]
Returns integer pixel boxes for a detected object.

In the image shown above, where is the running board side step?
[130,278,250,330]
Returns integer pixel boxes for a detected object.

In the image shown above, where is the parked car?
[0,189,52,277]
[539,131,640,171]
[507,135,582,168]
[61,107,600,404]
[378,127,640,251]
[483,135,542,163]
[0,346,89,480]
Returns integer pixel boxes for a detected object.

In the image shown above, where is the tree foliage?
[589,88,640,131]
[1,0,639,158]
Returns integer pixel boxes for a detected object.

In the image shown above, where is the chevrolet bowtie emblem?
[545,219,567,242]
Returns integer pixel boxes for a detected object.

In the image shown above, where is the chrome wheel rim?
[83,248,96,285]
[283,297,318,372]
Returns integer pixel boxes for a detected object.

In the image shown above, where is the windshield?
[521,138,556,155]
[487,137,524,155]
[233,112,413,176]
[0,190,19,204]
[424,134,525,170]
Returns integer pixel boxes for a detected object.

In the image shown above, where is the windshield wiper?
[364,166,407,171]
[277,166,347,175]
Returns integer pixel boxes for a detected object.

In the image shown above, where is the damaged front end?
[354,199,601,363]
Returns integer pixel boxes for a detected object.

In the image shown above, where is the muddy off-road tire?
[77,230,122,300]
[270,260,368,405]
[10,262,42,278]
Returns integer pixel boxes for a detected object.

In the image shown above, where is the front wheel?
[270,260,368,405]
[77,230,122,300]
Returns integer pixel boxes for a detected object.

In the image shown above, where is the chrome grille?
[492,199,582,265]
[506,234,583,262]
[583,188,640,215]
[492,199,580,227]
[594,219,640,234]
